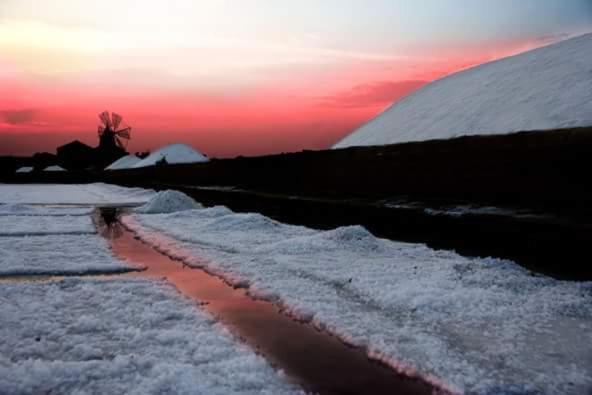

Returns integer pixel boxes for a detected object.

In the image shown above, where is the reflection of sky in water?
[104,210,434,394]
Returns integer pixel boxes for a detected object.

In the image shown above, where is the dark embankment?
[5,127,592,279]
[104,127,592,211]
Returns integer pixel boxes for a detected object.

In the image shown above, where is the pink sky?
[1,1,590,157]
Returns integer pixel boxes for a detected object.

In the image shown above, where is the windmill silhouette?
[97,111,132,150]
[56,111,133,170]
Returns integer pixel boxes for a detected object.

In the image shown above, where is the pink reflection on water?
[101,210,436,394]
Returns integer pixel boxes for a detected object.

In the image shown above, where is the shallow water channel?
[97,207,436,395]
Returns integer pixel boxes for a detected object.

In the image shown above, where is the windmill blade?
[98,125,105,136]
[115,127,131,139]
[98,111,111,128]
[115,136,127,149]
[111,113,122,130]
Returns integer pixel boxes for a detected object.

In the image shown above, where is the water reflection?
[97,207,124,240]
[97,207,436,395]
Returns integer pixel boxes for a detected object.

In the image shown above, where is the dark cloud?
[0,109,38,125]
[320,80,427,109]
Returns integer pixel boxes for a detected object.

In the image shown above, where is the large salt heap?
[334,34,592,149]
[105,155,141,170]
[43,165,67,172]
[132,144,208,168]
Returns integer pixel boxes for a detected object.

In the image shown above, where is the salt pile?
[334,33,592,149]
[43,165,66,172]
[135,190,203,214]
[15,167,33,173]
[132,144,208,168]
[105,155,141,170]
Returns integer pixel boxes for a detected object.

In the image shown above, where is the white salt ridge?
[0,214,95,236]
[132,143,208,168]
[334,33,592,149]
[105,155,141,170]
[0,234,138,275]
[0,278,302,394]
[127,206,592,394]
[15,166,33,173]
[0,204,92,216]
[0,183,155,205]
[136,190,203,214]
[43,165,66,172]
[0,205,138,275]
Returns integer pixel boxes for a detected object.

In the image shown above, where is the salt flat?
[0,215,95,236]
[0,278,301,394]
[128,201,592,395]
[0,184,299,394]
[0,233,138,275]
[0,204,93,216]
[0,183,154,205]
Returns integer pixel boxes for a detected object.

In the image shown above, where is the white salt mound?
[105,155,141,170]
[15,167,33,173]
[136,190,202,214]
[132,143,208,168]
[334,33,592,149]
[43,165,66,172]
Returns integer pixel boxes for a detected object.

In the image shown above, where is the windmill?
[97,111,132,151]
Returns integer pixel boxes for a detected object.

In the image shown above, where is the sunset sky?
[1,1,591,157]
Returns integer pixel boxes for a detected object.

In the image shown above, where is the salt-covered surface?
[0,278,301,394]
[334,33,592,149]
[0,205,135,275]
[0,215,95,236]
[0,234,137,275]
[43,165,67,172]
[132,143,209,168]
[0,183,154,205]
[0,204,93,216]
[127,207,592,394]
[15,166,33,173]
[105,154,141,170]
[136,190,203,214]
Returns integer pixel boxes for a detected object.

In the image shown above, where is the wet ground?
[97,208,438,395]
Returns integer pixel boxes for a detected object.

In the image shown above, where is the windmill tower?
[98,111,132,151]
[95,111,132,168]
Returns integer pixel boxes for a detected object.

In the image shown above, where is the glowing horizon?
[1,0,591,157]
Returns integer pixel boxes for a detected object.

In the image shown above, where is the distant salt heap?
[132,144,208,168]
[135,190,203,214]
[105,155,141,170]
[15,167,33,173]
[43,165,66,172]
